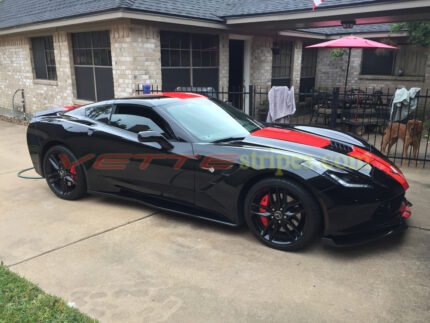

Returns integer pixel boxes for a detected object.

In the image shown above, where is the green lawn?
[0,265,96,323]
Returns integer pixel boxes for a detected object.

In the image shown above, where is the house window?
[160,31,219,91]
[361,44,426,77]
[361,49,395,75]
[272,41,293,86]
[31,36,57,81]
[72,31,114,101]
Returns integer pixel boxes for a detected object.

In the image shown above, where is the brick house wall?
[8,20,429,116]
[0,32,75,114]
[111,21,162,98]
[315,47,430,92]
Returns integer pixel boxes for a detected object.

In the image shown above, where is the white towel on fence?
[390,87,421,122]
[266,86,296,123]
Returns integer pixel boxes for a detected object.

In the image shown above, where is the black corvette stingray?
[27,93,412,251]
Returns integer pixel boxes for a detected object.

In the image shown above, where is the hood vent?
[327,141,353,154]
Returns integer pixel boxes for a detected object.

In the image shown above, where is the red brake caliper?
[70,165,77,182]
[259,194,269,227]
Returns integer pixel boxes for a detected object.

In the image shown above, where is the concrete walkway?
[0,120,429,323]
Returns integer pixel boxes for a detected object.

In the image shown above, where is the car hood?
[240,126,362,169]
[238,125,408,190]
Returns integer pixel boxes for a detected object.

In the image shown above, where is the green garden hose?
[17,167,43,179]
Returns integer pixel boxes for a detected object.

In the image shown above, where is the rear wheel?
[244,178,321,251]
[42,145,87,200]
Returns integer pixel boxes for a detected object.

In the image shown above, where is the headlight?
[301,159,371,188]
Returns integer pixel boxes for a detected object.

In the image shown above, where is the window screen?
[31,36,57,80]
[160,31,219,91]
[272,41,293,86]
[361,48,395,76]
[72,31,114,101]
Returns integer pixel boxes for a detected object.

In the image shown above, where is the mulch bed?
[0,115,29,126]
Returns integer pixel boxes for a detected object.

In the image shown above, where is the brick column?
[423,48,430,92]
[250,37,273,90]
[219,34,229,92]
[291,39,303,91]
[111,21,162,97]
[53,31,75,104]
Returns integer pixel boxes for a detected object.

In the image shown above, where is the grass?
[0,264,96,323]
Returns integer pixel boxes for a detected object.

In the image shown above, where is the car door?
[86,102,195,206]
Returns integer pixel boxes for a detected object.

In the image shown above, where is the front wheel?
[42,145,87,200]
[244,178,322,251]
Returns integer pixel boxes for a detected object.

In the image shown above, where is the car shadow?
[89,194,248,235]
[319,230,409,259]
[85,194,410,257]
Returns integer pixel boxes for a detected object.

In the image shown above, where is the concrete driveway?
[0,120,429,323]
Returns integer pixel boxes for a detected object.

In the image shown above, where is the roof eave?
[224,0,430,26]
[0,9,227,36]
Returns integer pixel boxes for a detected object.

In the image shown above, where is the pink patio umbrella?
[306,36,397,92]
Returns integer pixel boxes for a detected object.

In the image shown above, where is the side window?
[86,105,113,124]
[110,104,171,137]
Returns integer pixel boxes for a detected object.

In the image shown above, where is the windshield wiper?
[212,136,246,143]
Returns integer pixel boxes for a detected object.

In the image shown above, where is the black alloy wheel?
[43,145,87,200]
[245,178,321,251]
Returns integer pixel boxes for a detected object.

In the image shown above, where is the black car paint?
[27,97,408,245]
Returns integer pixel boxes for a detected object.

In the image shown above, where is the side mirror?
[137,130,173,150]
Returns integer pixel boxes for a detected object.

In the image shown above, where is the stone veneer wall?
[0,32,75,114]
[315,47,430,92]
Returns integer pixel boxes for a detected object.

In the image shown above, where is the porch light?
[341,20,355,29]
[272,40,280,55]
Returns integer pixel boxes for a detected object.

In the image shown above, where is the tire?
[42,145,87,200]
[244,178,321,251]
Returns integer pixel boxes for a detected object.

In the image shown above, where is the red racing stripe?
[161,92,205,99]
[251,127,331,148]
[348,146,409,191]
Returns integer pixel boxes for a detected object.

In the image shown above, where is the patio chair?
[310,92,332,125]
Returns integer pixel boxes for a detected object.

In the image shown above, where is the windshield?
[162,98,261,142]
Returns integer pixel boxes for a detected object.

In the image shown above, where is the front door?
[86,103,195,206]
[299,47,318,95]
[228,39,245,109]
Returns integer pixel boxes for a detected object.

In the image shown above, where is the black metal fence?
[137,85,430,167]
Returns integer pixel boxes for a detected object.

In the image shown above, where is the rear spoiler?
[31,105,81,118]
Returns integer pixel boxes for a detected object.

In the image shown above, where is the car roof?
[115,92,207,107]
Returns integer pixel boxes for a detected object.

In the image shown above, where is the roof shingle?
[0,0,396,30]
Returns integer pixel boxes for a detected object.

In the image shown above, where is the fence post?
[249,84,254,118]
[331,87,340,128]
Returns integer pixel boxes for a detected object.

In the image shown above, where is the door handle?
[87,128,95,136]
[201,166,215,173]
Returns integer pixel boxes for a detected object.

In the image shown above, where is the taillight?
[348,146,409,191]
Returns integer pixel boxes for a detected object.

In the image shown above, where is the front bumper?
[322,198,411,247]
[322,218,407,247]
